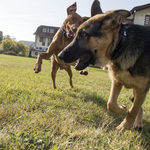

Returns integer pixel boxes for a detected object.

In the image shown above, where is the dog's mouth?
[66,26,75,38]
[74,53,95,70]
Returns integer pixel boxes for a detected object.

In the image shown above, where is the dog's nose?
[58,51,70,62]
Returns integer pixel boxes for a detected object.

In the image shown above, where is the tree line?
[0,35,29,56]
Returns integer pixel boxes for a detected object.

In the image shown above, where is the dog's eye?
[79,31,87,38]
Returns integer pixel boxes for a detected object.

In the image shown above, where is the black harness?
[60,23,75,38]
[60,28,67,37]
[111,25,133,60]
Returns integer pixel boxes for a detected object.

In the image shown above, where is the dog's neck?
[60,23,76,38]
[60,23,67,37]
[111,24,133,61]
[60,28,67,37]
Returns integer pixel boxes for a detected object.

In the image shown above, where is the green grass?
[0,54,150,150]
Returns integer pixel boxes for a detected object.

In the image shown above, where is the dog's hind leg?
[107,80,127,115]
[79,69,88,75]
[133,106,143,130]
[64,65,73,88]
[51,56,59,89]
[129,94,134,102]
[116,88,147,131]
[129,90,143,130]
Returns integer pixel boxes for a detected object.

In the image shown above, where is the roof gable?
[34,25,59,37]
[131,3,150,13]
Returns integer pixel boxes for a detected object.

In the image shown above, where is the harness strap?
[60,28,67,37]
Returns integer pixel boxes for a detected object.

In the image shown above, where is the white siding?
[134,8,150,25]
[31,50,41,58]
[35,36,52,48]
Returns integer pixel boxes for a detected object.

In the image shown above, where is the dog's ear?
[91,0,103,17]
[113,10,131,23]
[101,10,131,30]
[67,2,77,15]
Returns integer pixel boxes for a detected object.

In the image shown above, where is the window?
[42,38,45,46]
[48,38,52,46]
[40,37,43,42]
[145,15,150,26]
[47,29,49,33]
[39,37,46,46]
[35,52,38,55]
[50,29,54,33]
[43,38,45,42]
[43,28,47,32]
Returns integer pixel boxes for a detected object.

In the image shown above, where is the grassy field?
[0,54,150,150]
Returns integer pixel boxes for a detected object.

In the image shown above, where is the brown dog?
[58,10,150,131]
[34,2,88,89]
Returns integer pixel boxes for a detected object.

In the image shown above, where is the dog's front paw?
[107,103,127,115]
[34,63,41,73]
[116,119,133,131]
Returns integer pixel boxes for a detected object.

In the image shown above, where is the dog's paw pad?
[134,126,143,131]
[129,95,134,102]
[34,69,41,73]
[133,122,143,131]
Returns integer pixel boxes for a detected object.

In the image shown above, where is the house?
[125,3,150,26]
[30,25,59,57]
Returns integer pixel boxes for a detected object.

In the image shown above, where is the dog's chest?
[109,69,132,88]
[108,65,149,89]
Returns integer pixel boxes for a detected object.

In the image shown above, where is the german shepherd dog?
[58,10,150,131]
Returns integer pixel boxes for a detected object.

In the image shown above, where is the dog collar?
[60,28,76,38]
[111,25,133,60]
[60,28,67,37]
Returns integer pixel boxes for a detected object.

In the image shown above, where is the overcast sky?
[0,0,149,42]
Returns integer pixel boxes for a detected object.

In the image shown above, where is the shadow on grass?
[71,87,150,147]
[1,87,150,149]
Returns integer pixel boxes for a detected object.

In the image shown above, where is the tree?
[16,42,29,56]
[3,35,16,41]
[0,39,29,56]
[0,38,16,52]
[0,31,3,43]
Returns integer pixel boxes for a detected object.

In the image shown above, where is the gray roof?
[19,40,34,47]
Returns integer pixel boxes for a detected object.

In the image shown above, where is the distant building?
[19,40,34,48]
[19,40,34,56]
[125,3,150,26]
[0,30,3,42]
[30,25,59,58]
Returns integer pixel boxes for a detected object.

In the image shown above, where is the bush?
[3,51,19,56]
